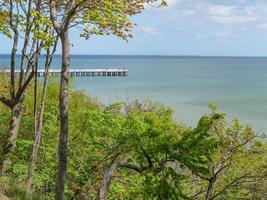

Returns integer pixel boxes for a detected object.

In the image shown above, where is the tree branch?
[0,94,13,108]
[50,0,61,34]
[141,148,153,168]
[120,163,148,173]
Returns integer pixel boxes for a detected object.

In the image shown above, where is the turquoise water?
[1,55,267,132]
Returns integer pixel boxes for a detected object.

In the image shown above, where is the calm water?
[1,55,267,132]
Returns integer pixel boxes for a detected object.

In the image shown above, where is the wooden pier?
[0,68,128,77]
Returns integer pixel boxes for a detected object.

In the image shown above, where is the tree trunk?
[10,30,18,99]
[27,42,57,191]
[26,75,43,190]
[26,40,39,191]
[0,2,19,175]
[0,12,20,176]
[9,2,19,99]
[205,177,216,200]
[0,97,23,176]
[99,156,128,200]
[55,31,70,200]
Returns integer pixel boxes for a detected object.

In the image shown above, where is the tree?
[71,101,220,199]
[48,0,166,199]
[0,0,56,176]
[187,106,267,200]
[0,0,40,175]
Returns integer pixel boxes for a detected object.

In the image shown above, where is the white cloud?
[136,26,158,35]
[168,1,267,27]
[205,4,259,25]
[143,0,267,38]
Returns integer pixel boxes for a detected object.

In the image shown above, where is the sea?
[1,55,267,132]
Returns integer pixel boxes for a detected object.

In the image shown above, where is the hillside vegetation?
[0,78,266,199]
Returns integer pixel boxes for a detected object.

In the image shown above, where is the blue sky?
[1,0,267,56]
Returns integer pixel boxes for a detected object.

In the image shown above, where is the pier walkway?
[0,68,128,77]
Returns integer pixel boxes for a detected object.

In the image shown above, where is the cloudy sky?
[1,0,267,56]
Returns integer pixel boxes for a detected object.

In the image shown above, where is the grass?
[0,178,48,200]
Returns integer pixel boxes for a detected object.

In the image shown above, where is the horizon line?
[1,54,267,58]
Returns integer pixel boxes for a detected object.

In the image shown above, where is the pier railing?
[0,68,128,77]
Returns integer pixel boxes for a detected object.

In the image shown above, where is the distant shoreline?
[1,54,267,58]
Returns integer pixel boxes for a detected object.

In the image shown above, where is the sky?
[1,0,267,56]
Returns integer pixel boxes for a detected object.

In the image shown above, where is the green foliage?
[31,9,56,49]
[51,0,167,40]
[184,108,267,199]
[140,169,188,200]
[0,77,266,199]
[0,10,11,38]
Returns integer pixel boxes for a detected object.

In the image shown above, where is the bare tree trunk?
[0,97,23,175]
[99,156,128,200]
[55,31,70,200]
